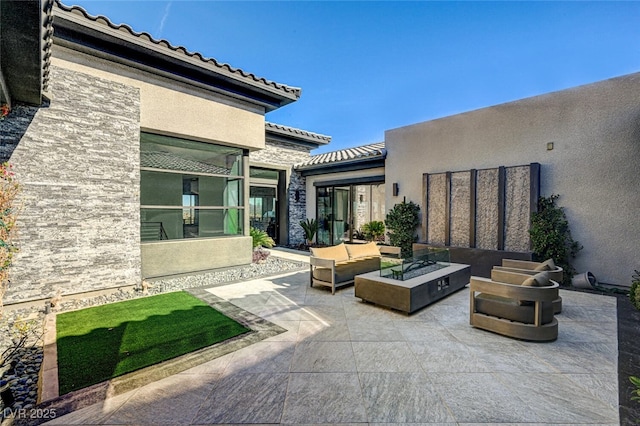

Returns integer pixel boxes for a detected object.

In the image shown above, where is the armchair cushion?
[475,293,555,324]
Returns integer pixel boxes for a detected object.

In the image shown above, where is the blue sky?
[65,1,640,154]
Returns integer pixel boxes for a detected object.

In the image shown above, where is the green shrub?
[299,218,317,245]
[529,194,582,286]
[385,200,420,258]
[250,227,274,249]
[630,376,640,403]
[362,220,385,242]
[630,270,640,311]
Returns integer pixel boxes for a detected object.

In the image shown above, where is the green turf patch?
[56,291,249,395]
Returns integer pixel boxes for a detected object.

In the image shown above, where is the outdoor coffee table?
[354,247,470,314]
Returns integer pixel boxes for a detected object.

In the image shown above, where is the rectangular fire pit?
[354,262,471,314]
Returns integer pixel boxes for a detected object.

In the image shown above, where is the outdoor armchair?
[469,270,559,342]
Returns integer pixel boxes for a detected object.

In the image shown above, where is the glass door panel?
[353,185,370,239]
[333,187,351,243]
[316,187,332,245]
[249,186,277,240]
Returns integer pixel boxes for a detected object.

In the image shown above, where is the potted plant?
[299,218,318,247]
[385,199,420,258]
[250,227,274,263]
[362,220,385,242]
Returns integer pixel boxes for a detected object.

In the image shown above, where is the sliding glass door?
[316,183,385,245]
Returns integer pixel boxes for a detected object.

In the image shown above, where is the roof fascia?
[265,133,325,150]
[52,8,299,112]
[313,175,386,187]
[298,157,386,176]
[265,123,331,146]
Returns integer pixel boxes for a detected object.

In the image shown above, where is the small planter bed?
[56,291,249,395]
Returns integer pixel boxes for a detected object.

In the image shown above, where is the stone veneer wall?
[3,65,141,303]
[249,140,311,246]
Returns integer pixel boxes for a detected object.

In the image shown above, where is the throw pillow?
[519,272,551,306]
[534,258,556,271]
[521,271,551,287]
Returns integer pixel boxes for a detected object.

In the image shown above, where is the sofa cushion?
[312,256,380,284]
[476,293,554,325]
[534,258,556,271]
[310,243,349,262]
[345,242,380,259]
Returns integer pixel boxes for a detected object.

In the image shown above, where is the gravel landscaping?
[0,255,306,418]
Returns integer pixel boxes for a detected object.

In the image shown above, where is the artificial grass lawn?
[56,291,249,395]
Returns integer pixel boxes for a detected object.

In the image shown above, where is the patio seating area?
[44,251,619,425]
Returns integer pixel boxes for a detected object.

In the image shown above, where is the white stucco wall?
[385,72,640,286]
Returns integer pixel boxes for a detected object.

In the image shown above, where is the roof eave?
[0,0,49,106]
[265,122,331,149]
[296,155,386,176]
[52,3,301,111]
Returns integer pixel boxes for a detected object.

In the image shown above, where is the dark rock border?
[616,293,640,425]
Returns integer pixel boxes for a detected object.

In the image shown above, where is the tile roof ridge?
[296,141,386,168]
[42,0,56,93]
[54,1,301,98]
[265,122,331,143]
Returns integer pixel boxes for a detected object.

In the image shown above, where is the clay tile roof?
[265,122,331,145]
[43,0,55,93]
[53,1,301,100]
[295,142,386,169]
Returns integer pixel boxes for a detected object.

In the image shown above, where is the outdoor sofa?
[469,269,559,341]
[310,242,400,294]
[493,258,563,313]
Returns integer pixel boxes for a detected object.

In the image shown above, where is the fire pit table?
[354,246,470,314]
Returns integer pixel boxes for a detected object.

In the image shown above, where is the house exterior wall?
[5,65,141,303]
[250,140,312,246]
[48,46,265,281]
[385,72,640,286]
[141,237,251,278]
[305,166,386,220]
[51,46,266,151]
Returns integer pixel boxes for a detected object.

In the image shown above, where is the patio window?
[140,132,244,241]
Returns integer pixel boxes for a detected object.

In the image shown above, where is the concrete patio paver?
[44,263,620,425]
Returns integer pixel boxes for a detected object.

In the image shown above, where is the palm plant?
[362,220,385,242]
[250,227,274,248]
[299,218,318,246]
